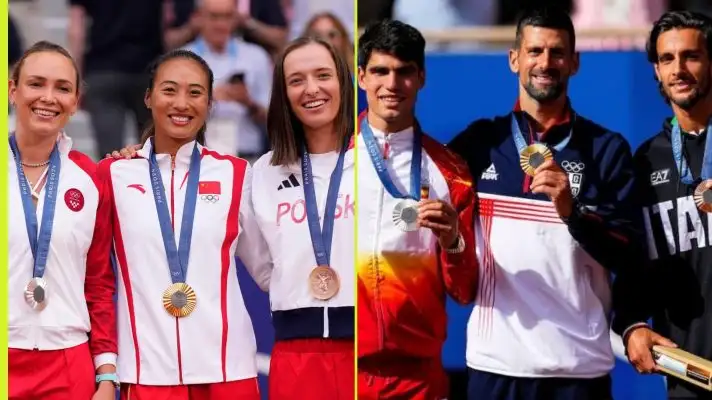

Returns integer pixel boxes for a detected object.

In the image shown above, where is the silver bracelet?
[445,234,465,254]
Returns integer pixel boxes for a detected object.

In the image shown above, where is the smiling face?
[654,28,712,110]
[357,50,424,131]
[9,51,79,138]
[284,42,340,132]
[145,58,211,143]
[509,26,579,104]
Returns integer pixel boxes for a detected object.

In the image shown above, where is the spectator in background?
[284,0,353,43]
[183,0,272,162]
[68,0,164,159]
[303,12,354,73]
[357,0,395,28]
[9,14,23,68]
[166,0,288,56]
[572,0,666,50]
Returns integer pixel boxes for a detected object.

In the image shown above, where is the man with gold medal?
[614,11,712,400]
[449,7,642,399]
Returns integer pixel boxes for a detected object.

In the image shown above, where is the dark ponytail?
[142,49,214,146]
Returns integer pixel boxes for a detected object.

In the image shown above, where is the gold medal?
[519,143,553,176]
[309,266,340,300]
[162,283,197,318]
[694,180,712,213]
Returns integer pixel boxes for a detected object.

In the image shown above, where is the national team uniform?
[9,133,117,399]
[357,112,479,400]
[104,140,272,400]
[449,103,640,400]
[250,141,355,400]
[613,118,712,400]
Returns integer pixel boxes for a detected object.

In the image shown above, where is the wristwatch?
[445,234,466,254]
[562,199,588,224]
[96,373,120,388]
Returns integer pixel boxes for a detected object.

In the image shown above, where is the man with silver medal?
[11,134,60,312]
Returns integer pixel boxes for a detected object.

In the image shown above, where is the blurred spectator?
[284,0,353,42]
[357,0,394,28]
[183,0,272,161]
[572,0,665,50]
[9,14,23,68]
[68,0,164,158]
[303,12,354,73]
[677,0,712,17]
[166,0,288,56]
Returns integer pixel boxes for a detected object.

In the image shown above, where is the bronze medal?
[519,143,553,176]
[162,282,197,318]
[25,277,48,311]
[309,266,340,300]
[694,180,712,213]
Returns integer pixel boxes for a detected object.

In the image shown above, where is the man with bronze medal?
[356,20,479,400]
[614,11,712,400]
[449,7,642,400]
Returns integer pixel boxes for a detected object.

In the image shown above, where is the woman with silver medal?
[8,41,118,399]
[103,50,270,399]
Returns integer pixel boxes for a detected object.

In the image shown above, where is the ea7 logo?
[650,169,670,186]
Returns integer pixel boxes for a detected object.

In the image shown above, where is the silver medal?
[25,277,48,311]
[392,199,419,232]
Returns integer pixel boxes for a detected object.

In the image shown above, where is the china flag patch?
[199,181,221,194]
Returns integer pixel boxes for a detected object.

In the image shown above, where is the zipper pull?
[171,155,176,171]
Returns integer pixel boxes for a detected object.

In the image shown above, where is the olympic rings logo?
[201,194,219,203]
[561,161,585,173]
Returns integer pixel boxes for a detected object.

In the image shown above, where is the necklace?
[22,159,51,168]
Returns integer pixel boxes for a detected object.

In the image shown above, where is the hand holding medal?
[529,159,575,219]
[417,199,459,249]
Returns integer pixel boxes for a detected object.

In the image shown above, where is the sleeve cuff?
[622,322,649,343]
[94,352,117,369]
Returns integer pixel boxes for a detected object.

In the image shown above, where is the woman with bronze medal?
[8,41,118,399]
[104,49,271,399]
[254,36,355,400]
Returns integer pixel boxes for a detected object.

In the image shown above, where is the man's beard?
[667,76,711,110]
[523,74,566,103]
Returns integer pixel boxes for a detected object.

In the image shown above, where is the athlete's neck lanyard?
[510,111,575,154]
[359,118,422,201]
[670,116,712,185]
[9,134,61,279]
[301,142,348,267]
[148,140,202,283]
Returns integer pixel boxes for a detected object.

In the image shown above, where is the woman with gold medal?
[251,36,355,400]
[109,37,355,399]
[103,49,272,400]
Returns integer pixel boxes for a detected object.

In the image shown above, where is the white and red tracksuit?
[356,112,479,400]
[250,146,355,400]
[9,133,117,400]
[105,140,272,399]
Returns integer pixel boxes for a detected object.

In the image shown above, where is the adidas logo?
[481,164,498,180]
[278,174,301,190]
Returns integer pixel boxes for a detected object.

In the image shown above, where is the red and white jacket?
[9,133,117,368]
[356,113,479,360]
[105,140,272,385]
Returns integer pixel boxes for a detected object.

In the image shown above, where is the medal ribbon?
[301,142,347,267]
[360,117,422,200]
[670,117,712,185]
[510,113,574,154]
[149,139,201,284]
[10,134,61,279]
